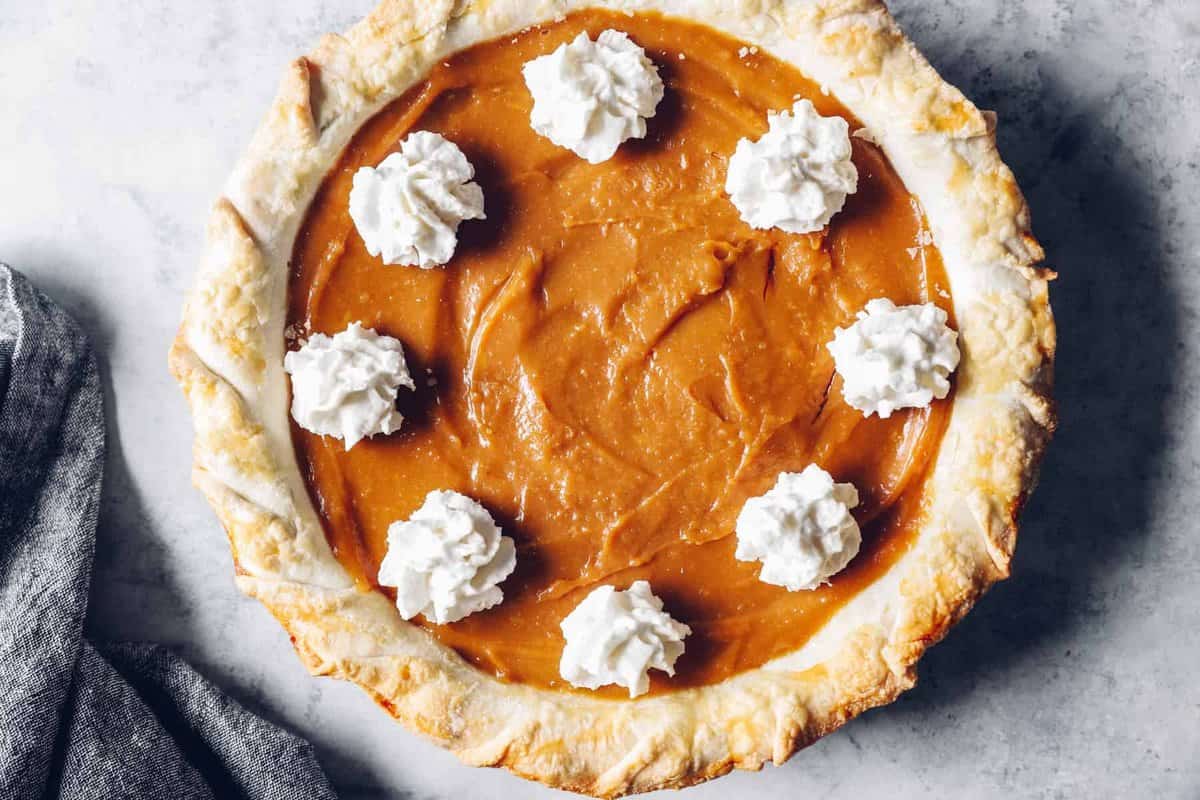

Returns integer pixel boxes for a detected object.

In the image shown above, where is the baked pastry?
[170,1,1055,795]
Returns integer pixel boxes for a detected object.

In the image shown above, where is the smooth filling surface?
[289,10,953,694]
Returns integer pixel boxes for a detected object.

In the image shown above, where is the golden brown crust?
[169,1,1055,795]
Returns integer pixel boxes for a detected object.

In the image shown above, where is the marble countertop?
[3,1,1198,797]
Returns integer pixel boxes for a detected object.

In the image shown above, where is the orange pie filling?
[288,10,954,695]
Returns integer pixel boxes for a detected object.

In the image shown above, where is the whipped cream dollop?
[283,322,415,450]
[724,98,858,234]
[826,298,961,418]
[559,581,690,698]
[522,29,664,164]
[735,465,862,591]
[348,131,485,268]
[376,490,517,625]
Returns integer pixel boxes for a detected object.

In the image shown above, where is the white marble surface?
[3,1,1199,797]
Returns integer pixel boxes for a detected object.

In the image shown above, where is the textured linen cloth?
[0,264,338,800]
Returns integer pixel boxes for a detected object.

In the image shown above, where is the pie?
[170,1,1055,796]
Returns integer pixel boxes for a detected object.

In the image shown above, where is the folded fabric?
[0,264,338,800]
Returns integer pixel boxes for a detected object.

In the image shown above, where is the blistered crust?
[169,1,1055,795]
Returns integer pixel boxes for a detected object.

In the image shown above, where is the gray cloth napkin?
[0,264,338,800]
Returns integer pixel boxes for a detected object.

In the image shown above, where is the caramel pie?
[171,1,1054,795]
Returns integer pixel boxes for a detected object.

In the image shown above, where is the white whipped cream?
[348,131,485,268]
[826,298,961,418]
[522,29,664,164]
[377,490,517,625]
[283,322,415,450]
[724,98,858,234]
[559,581,690,698]
[735,465,862,591]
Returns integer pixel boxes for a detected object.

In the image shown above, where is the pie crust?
[169,1,1055,796]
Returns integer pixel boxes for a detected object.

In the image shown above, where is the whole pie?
[171,0,1055,796]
